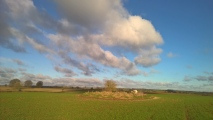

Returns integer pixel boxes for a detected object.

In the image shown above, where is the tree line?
[8,79,117,92]
[9,79,43,88]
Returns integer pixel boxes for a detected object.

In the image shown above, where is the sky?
[0,0,213,92]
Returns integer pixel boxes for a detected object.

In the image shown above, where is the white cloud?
[183,76,193,81]
[1,0,164,76]
[208,76,213,81]
[183,74,213,82]
[195,76,208,81]
[55,0,126,31]
[116,78,180,89]
[0,57,27,67]
[0,67,18,85]
[54,66,77,77]
[0,0,56,53]
[55,0,163,68]
[48,34,140,76]
[0,67,212,91]
[100,16,163,48]
[4,0,56,30]
[12,59,25,66]
[186,65,192,69]
[134,46,162,67]
[9,27,54,54]
[167,52,177,58]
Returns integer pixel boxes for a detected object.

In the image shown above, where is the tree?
[9,79,22,91]
[36,81,43,88]
[9,79,21,87]
[14,81,23,91]
[104,80,117,92]
[61,86,67,92]
[24,80,33,87]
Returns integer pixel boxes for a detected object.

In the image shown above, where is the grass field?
[0,90,213,120]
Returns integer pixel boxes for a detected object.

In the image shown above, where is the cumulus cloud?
[57,50,99,76]
[0,67,18,84]
[116,78,180,89]
[0,67,102,87]
[9,27,54,54]
[54,66,77,77]
[55,0,126,31]
[20,72,52,85]
[167,52,177,58]
[208,76,213,81]
[0,67,211,91]
[0,57,27,67]
[0,0,26,53]
[134,46,162,67]
[134,55,161,67]
[0,67,17,78]
[18,68,27,72]
[100,16,163,48]
[4,0,56,31]
[12,59,25,66]
[48,34,140,76]
[195,76,208,81]
[0,0,56,54]
[0,67,101,87]
[21,72,52,80]
[183,76,193,82]
[186,65,192,69]
[54,0,163,68]
[0,0,164,77]
[183,74,213,82]
[45,77,103,87]
[204,71,213,75]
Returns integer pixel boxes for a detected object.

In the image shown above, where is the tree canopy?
[9,79,21,87]
[104,80,117,92]
[36,81,43,87]
[24,80,33,87]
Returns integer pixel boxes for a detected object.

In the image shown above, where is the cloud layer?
[1,65,212,91]
[0,0,163,77]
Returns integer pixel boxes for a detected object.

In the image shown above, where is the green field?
[0,91,213,120]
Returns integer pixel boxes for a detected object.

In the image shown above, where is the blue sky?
[0,0,212,92]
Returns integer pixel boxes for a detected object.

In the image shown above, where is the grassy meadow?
[0,88,213,120]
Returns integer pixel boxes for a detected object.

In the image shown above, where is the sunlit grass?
[0,86,70,92]
[0,91,213,120]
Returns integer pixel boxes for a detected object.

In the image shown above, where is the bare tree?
[104,80,117,92]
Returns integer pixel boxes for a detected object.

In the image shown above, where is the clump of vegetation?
[82,80,153,100]
[82,91,153,100]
